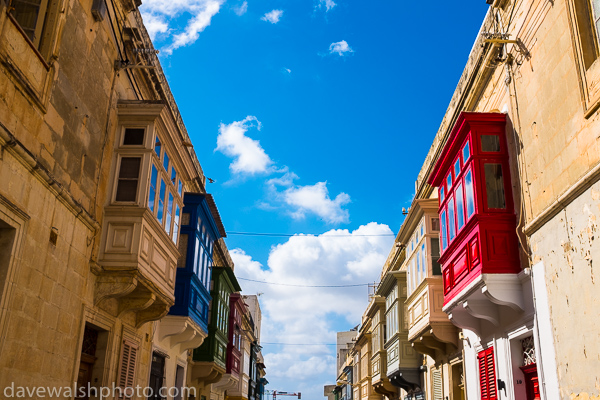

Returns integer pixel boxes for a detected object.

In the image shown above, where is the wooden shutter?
[478,348,497,400]
[432,368,443,400]
[118,340,138,400]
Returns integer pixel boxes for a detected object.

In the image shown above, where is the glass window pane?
[431,238,441,275]
[123,128,145,145]
[148,164,158,212]
[166,193,174,235]
[194,237,200,275]
[172,205,181,244]
[178,179,183,197]
[441,210,447,250]
[10,0,41,41]
[465,170,475,217]
[416,253,420,287]
[154,136,161,157]
[454,159,461,180]
[157,179,166,223]
[171,168,177,185]
[481,135,500,152]
[448,196,456,241]
[163,152,170,172]
[116,157,140,202]
[440,187,445,202]
[463,141,470,161]
[447,173,453,190]
[484,164,506,209]
[431,217,440,232]
[456,183,465,230]
[421,243,426,276]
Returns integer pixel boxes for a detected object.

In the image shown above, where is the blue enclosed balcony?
[162,193,226,351]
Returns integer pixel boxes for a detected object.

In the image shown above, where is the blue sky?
[140,0,489,397]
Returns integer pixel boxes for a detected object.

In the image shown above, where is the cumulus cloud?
[329,40,353,56]
[261,9,283,24]
[232,222,394,382]
[317,0,336,11]
[215,120,350,223]
[266,173,350,224]
[233,1,248,16]
[215,116,274,175]
[284,182,350,224]
[140,0,224,54]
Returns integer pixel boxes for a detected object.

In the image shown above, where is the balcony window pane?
[447,173,452,190]
[172,205,181,244]
[431,217,440,232]
[123,128,145,145]
[463,141,470,161]
[154,136,161,157]
[171,167,177,186]
[454,159,461,180]
[440,187,445,202]
[441,210,447,250]
[456,183,465,230]
[115,157,140,202]
[166,193,174,235]
[163,152,170,172]
[178,179,183,197]
[448,195,456,241]
[465,170,475,217]
[10,0,42,41]
[421,243,426,278]
[416,253,421,287]
[158,178,166,223]
[481,135,500,152]
[194,237,200,275]
[431,238,441,275]
[148,164,158,212]
[484,164,506,209]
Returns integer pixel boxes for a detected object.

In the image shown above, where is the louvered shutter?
[432,369,443,400]
[118,340,138,400]
[478,348,497,400]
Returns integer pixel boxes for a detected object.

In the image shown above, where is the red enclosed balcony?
[428,112,524,334]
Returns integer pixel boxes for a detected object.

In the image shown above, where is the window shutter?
[478,348,497,400]
[432,368,443,400]
[118,340,138,400]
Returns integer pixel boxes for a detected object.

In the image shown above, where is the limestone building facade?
[0,0,263,398]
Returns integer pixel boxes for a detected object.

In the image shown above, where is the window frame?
[437,136,483,252]
[148,131,184,244]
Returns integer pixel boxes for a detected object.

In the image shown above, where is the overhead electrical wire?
[237,277,370,288]
[260,342,337,346]
[228,231,395,238]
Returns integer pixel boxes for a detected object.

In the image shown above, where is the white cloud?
[142,14,169,40]
[216,116,274,175]
[329,40,353,56]
[266,174,350,224]
[284,182,350,224]
[232,222,394,384]
[284,68,292,74]
[261,9,283,24]
[317,0,336,11]
[234,1,248,16]
[140,0,224,54]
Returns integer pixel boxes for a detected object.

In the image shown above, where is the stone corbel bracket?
[158,316,208,354]
[94,269,173,327]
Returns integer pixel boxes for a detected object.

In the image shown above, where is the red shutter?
[478,348,497,400]
[118,340,138,400]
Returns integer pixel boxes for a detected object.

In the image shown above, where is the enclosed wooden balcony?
[407,277,457,358]
[428,112,525,336]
